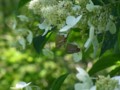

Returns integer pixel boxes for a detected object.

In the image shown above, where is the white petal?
[74,83,83,90]
[15,82,31,89]
[92,36,99,57]
[86,0,100,12]
[76,67,87,74]
[66,16,76,26]
[75,15,82,24]
[106,19,116,34]
[74,83,90,90]
[73,52,82,62]
[38,22,46,29]
[27,30,33,44]
[112,76,120,85]
[17,15,29,22]
[25,82,31,87]
[66,15,82,26]
[42,29,49,36]
[84,38,92,50]
[89,25,94,39]
[18,37,26,49]
[16,82,26,88]
[59,25,71,32]
[76,67,89,82]
[90,86,96,90]
[72,5,81,11]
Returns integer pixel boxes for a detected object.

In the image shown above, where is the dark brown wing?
[56,34,67,48]
[66,43,80,54]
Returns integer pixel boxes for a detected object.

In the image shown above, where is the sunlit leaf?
[89,52,120,75]
[109,66,120,77]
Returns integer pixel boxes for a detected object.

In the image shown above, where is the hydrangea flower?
[74,67,93,90]
[86,0,101,12]
[59,15,82,32]
[84,22,95,51]
[38,21,52,36]
[75,67,120,90]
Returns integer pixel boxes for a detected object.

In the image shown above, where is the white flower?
[106,19,116,34]
[72,5,81,11]
[74,83,90,90]
[75,67,93,90]
[90,86,96,90]
[112,76,120,90]
[76,67,90,82]
[59,15,82,32]
[38,21,52,36]
[112,76,120,84]
[86,0,101,12]
[11,81,31,89]
[92,36,99,57]
[84,23,95,51]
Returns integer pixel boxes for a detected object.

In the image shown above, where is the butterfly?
[56,34,67,48]
[66,43,80,54]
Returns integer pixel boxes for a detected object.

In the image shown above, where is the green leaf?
[33,32,52,53]
[100,31,117,56]
[51,73,69,90]
[18,0,30,9]
[88,52,120,75]
[33,35,45,53]
[109,66,120,77]
[118,30,120,50]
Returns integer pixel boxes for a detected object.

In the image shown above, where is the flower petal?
[90,86,96,90]
[16,82,31,89]
[112,76,120,85]
[84,38,92,50]
[66,16,76,26]
[59,25,71,32]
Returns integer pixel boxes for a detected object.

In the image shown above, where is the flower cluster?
[75,67,120,90]
[28,0,75,28]
[28,0,116,55]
